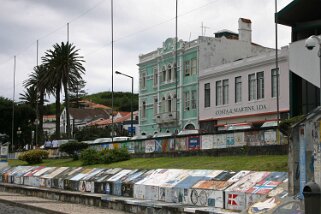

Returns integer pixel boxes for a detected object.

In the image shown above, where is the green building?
[138,18,273,136]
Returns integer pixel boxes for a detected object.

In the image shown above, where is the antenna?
[201,22,210,36]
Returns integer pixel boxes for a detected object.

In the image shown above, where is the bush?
[59,141,89,160]
[80,147,130,166]
[18,150,49,164]
[80,148,101,165]
[279,115,305,136]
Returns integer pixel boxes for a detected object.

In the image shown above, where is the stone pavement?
[0,191,129,214]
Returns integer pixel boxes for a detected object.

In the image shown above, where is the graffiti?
[87,129,284,155]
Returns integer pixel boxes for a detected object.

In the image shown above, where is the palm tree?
[19,86,39,109]
[23,64,50,145]
[42,42,85,139]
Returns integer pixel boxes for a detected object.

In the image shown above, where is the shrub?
[18,150,49,164]
[80,148,101,165]
[59,141,89,160]
[100,148,130,164]
[279,115,305,136]
[80,147,130,166]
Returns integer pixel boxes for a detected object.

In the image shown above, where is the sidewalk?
[0,191,128,214]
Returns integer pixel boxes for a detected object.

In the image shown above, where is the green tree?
[19,86,39,109]
[42,42,85,139]
[0,97,36,151]
[23,65,50,145]
[68,79,87,108]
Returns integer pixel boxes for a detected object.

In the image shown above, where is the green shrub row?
[59,141,89,160]
[18,150,49,164]
[80,148,130,166]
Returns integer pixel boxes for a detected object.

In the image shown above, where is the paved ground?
[0,201,46,214]
[0,191,129,214]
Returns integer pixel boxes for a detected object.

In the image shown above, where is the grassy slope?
[9,155,288,172]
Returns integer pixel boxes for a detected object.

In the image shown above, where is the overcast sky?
[0,0,292,102]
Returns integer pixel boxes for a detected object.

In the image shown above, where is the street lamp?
[115,71,134,137]
[305,35,321,105]
[16,127,22,151]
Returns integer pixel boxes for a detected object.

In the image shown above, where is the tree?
[23,65,50,145]
[19,86,39,109]
[68,79,87,108]
[42,42,85,139]
[0,97,36,151]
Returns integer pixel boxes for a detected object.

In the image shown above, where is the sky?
[0,0,292,102]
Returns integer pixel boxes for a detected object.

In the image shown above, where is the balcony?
[155,111,178,124]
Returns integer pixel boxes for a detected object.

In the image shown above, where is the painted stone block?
[224,171,270,211]
[201,135,214,150]
[213,134,226,149]
[145,140,155,153]
[175,137,187,151]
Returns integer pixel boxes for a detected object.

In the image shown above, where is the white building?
[199,47,289,131]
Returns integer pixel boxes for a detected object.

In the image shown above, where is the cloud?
[0,0,292,101]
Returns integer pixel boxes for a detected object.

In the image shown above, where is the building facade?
[199,47,289,131]
[276,0,321,116]
[138,18,274,136]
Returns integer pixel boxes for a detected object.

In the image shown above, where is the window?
[141,72,146,89]
[257,71,264,99]
[173,63,177,81]
[271,68,279,97]
[161,97,166,113]
[248,74,256,101]
[184,60,191,76]
[191,90,197,109]
[153,97,158,116]
[153,68,158,86]
[161,67,166,82]
[235,76,242,103]
[167,96,172,112]
[191,58,197,74]
[184,91,190,110]
[204,83,210,107]
[167,65,172,82]
[216,81,222,106]
[223,79,229,105]
[142,101,146,118]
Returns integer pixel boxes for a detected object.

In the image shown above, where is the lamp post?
[16,127,22,151]
[305,35,321,105]
[115,71,134,137]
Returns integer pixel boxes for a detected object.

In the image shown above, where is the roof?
[240,18,251,23]
[276,0,321,27]
[88,111,138,126]
[214,29,238,35]
[69,108,109,121]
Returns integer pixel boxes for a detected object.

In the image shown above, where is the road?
[0,191,129,214]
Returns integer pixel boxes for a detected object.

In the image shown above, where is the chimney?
[238,18,252,42]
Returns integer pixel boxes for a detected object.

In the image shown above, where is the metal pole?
[275,0,280,143]
[67,22,69,42]
[131,77,134,137]
[11,56,16,152]
[175,0,178,134]
[319,45,321,105]
[111,0,114,141]
[35,40,39,148]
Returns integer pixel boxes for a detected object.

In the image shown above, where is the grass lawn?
[9,155,288,172]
